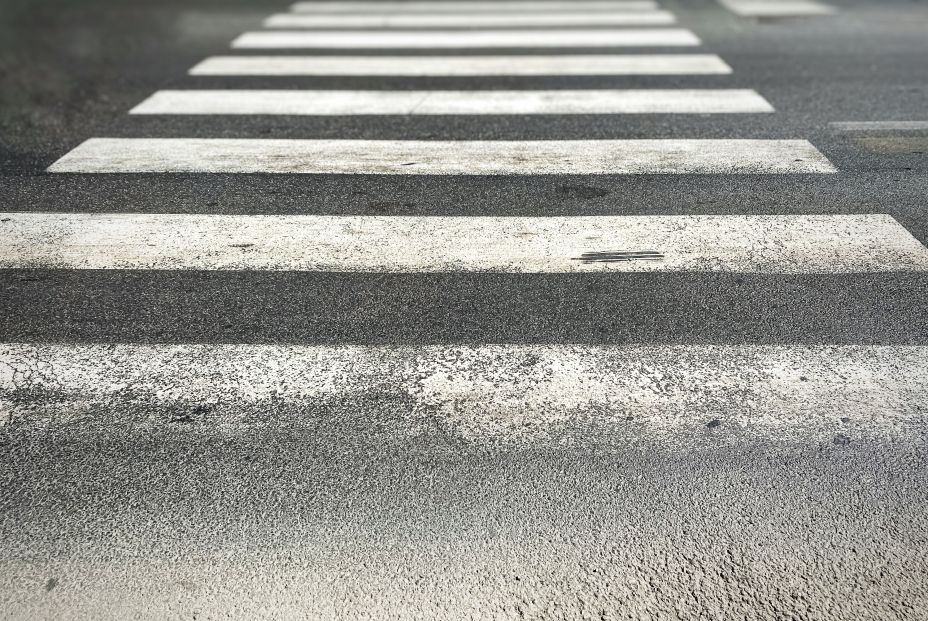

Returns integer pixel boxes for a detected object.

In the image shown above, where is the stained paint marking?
[3,344,926,443]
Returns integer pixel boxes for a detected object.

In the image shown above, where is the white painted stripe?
[130,90,774,115]
[231,29,701,49]
[3,214,922,273]
[264,11,677,27]
[830,121,928,131]
[190,54,733,76]
[718,0,835,16]
[851,136,928,155]
[46,138,836,174]
[3,344,926,442]
[290,1,661,13]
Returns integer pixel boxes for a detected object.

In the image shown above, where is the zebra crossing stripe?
[3,214,921,273]
[830,121,928,131]
[46,138,835,174]
[130,89,774,115]
[231,29,701,48]
[263,11,677,27]
[189,54,733,76]
[289,1,661,13]
[718,0,835,16]
[3,343,925,441]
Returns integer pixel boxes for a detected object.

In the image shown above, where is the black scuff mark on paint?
[572,250,664,264]
[229,243,254,248]
[45,578,58,592]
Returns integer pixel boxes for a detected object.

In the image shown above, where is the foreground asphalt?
[2,0,928,619]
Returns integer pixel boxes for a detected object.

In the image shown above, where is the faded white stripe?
[231,29,701,48]
[830,121,928,131]
[264,11,676,27]
[46,138,836,174]
[2,214,922,273]
[2,344,926,442]
[718,0,835,16]
[190,54,733,76]
[290,1,661,13]
[130,90,774,115]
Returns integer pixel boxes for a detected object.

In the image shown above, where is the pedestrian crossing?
[6,2,928,618]
[14,0,928,442]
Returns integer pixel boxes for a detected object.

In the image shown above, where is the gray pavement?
[2,0,928,618]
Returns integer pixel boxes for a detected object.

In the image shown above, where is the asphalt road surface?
[2,0,928,619]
